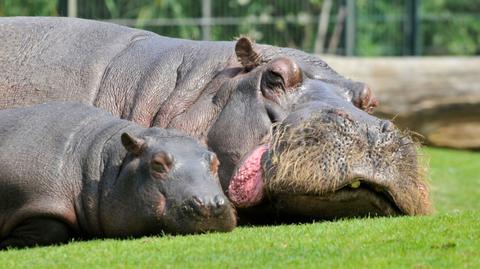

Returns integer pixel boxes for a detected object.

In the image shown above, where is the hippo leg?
[0,218,72,249]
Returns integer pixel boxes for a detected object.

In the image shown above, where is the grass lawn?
[0,147,479,268]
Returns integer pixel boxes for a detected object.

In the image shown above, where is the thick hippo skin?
[0,17,430,222]
[0,102,235,249]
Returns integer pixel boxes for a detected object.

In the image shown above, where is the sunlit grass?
[425,147,480,213]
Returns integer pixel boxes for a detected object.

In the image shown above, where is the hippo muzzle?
[228,80,432,222]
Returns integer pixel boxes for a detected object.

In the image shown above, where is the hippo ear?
[235,36,263,71]
[121,132,145,155]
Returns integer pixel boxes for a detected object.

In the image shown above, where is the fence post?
[345,0,355,56]
[202,0,212,40]
[58,0,67,16]
[314,0,332,54]
[67,0,77,17]
[404,0,420,55]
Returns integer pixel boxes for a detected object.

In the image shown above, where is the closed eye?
[265,103,283,124]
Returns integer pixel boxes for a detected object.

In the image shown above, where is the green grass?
[1,147,479,268]
[426,147,480,213]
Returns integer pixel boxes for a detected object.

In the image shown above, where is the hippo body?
[0,17,431,222]
[0,102,235,249]
[0,16,233,130]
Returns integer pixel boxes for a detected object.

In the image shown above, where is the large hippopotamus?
[0,102,235,249]
[0,17,431,222]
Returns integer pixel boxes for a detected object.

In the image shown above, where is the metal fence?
[3,0,480,56]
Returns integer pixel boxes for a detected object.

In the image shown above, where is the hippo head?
[207,38,431,222]
[100,128,236,236]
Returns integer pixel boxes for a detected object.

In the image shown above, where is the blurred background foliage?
[0,0,57,16]
[0,0,479,56]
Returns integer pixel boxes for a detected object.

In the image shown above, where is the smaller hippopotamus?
[0,102,236,249]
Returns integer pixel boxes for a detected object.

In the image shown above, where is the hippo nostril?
[359,85,379,113]
[186,196,209,217]
[192,196,203,207]
[192,196,203,204]
[211,195,227,216]
[381,120,395,133]
[186,195,228,217]
[214,195,226,207]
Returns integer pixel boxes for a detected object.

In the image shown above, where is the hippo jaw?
[227,108,432,220]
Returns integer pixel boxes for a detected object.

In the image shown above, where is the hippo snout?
[185,195,229,217]
[262,99,431,219]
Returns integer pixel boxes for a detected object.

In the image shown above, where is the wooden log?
[323,56,480,149]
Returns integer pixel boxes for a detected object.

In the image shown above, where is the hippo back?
[0,102,133,237]
[0,17,155,108]
[0,17,234,128]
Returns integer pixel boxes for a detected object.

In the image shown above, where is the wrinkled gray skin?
[0,17,421,223]
[0,102,235,249]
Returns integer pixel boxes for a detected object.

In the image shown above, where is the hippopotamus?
[0,102,235,249]
[0,17,431,223]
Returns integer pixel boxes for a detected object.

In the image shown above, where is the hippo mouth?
[228,144,269,208]
[272,180,402,219]
[227,112,432,219]
[228,147,402,217]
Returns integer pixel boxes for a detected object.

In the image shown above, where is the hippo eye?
[265,103,283,124]
[151,151,173,177]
